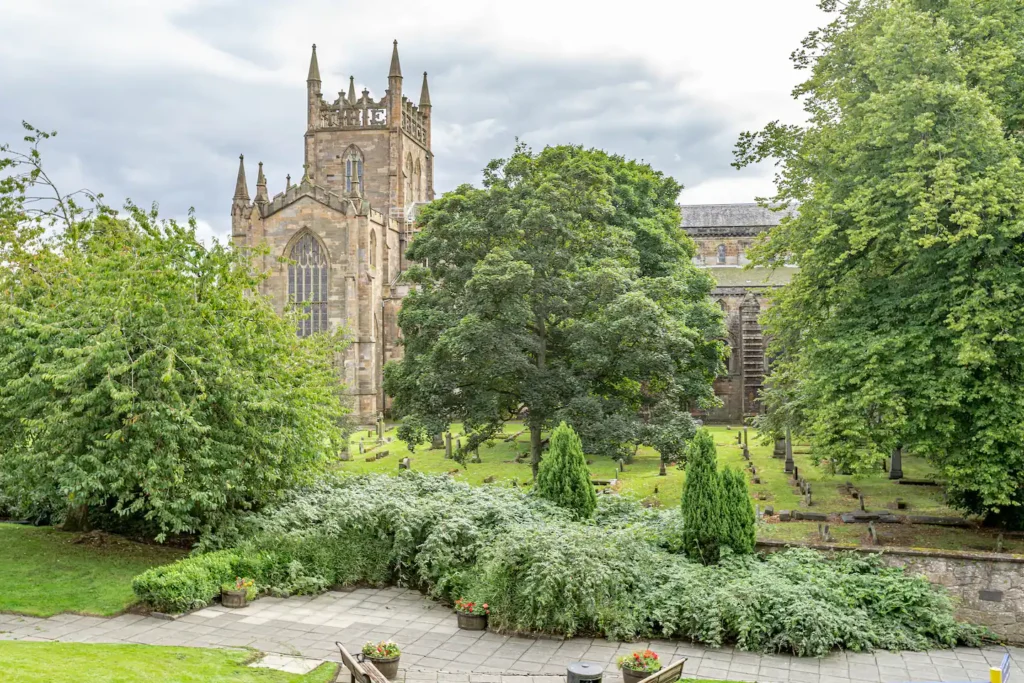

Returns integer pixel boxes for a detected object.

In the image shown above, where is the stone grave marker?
[431,433,444,450]
[752,476,761,484]
[765,505,775,516]
[471,448,482,464]
[868,522,878,545]
[659,461,667,477]
[445,432,452,459]
[399,457,410,470]
[860,495,867,512]
[483,475,496,484]
[805,492,812,506]
[358,442,365,454]
[779,510,792,521]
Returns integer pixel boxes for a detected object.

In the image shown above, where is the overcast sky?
[0,0,827,244]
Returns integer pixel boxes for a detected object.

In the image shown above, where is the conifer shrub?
[679,429,724,564]
[720,467,757,555]
[133,473,983,653]
[535,422,597,519]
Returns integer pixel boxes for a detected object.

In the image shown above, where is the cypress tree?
[720,467,756,555]
[536,422,597,520]
[680,429,724,564]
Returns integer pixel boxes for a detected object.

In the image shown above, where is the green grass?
[340,423,1022,553]
[0,643,337,683]
[0,524,185,617]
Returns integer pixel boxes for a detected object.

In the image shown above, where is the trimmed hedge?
[133,473,984,654]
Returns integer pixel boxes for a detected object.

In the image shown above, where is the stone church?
[231,42,432,424]
[230,41,789,426]
[681,203,796,424]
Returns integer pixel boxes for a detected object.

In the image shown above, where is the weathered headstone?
[784,426,795,474]
[896,498,906,510]
[445,432,452,459]
[779,510,792,521]
[471,448,482,464]
[997,533,1004,553]
[736,432,742,445]
[764,505,775,517]
[860,495,867,512]
[399,457,411,470]
[659,461,667,477]
[431,433,444,450]
[752,476,761,484]
[889,445,904,480]
[366,455,376,463]
[792,465,799,482]
[378,450,389,458]
[617,458,626,473]
[750,465,757,475]
[358,442,365,454]
[483,475,496,484]
[868,523,878,545]
[743,427,748,446]
[805,492,812,507]
[773,438,786,459]
[742,444,750,460]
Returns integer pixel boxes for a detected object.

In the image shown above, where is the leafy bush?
[134,473,983,654]
[720,467,756,555]
[679,430,724,563]
[536,422,597,519]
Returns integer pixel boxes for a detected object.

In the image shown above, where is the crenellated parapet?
[401,97,428,146]
[317,91,390,130]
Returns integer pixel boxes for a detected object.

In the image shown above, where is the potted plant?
[360,640,400,680]
[617,649,662,683]
[220,576,256,608]
[454,598,489,630]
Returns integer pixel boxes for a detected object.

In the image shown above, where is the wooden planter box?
[221,588,248,608]
[456,612,487,631]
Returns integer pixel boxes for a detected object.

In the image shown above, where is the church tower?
[232,41,434,424]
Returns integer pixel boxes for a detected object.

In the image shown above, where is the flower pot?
[622,667,656,683]
[221,588,248,608]
[456,612,487,631]
[364,655,400,680]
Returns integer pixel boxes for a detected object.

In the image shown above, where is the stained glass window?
[288,232,329,337]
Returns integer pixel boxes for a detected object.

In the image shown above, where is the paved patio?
[1,586,1021,683]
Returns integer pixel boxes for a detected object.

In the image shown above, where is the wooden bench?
[335,642,391,683]
[636,658,687,683]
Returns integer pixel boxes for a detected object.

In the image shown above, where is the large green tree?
[0,125,348,539]
[735,0,1024,524]
[384,144,725,476]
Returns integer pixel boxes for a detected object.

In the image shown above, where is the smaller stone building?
[681,203,797,424]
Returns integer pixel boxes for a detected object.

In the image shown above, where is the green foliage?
[680,430,724,564]
[720,468,757,555]
[734,0,1024,523]
[134,474,981,653]
[384,143,725,476]
[535,422,597,519]
[0,128,347,539]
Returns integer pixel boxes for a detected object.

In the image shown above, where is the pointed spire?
[307,43,321,82]
[347,76,357,105]
[233,154,249,201]
[255,161,269,204]
[419,71,431,108]
[389,39,402,79]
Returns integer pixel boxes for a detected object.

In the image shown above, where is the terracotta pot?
[220,588,248,608]
[456,612,487,631]
[364,654,400,680]
[622,667,657,683]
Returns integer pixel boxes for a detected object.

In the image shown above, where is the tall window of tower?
[288,232,329,338]
[414,158,422,202]
[717,244,727,264]
[345,148,364,195]
[369,230,377,269]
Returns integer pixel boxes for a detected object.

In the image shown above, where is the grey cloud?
[0,30,751,240]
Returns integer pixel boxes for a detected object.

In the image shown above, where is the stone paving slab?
[2,587,1023,683]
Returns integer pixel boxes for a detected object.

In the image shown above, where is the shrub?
[132,474,983,654]
[680,430,724,564]
[536,422,597,519]
[720,467,756,555]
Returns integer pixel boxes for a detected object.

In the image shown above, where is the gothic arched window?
[369,230,377,269]
[717,244,727,264]
[288,232,329,338]
[414,158,422,202]
[345,147,364,195]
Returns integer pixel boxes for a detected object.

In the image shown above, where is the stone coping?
[757,539,1024,563]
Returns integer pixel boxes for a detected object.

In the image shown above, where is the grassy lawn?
[0,524,185,617]
[0,643,336,683]
[340,423,1023,553]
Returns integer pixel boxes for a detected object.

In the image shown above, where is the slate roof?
[680,203,795,229]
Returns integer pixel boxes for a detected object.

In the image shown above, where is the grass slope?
[0,525,184,617]
[0,643,336,683]
[341,424,1023,553]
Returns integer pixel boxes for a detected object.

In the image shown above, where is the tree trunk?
[63,503,90,533]
[530,419,543,480]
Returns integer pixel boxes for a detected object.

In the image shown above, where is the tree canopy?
[735,0,1024,525]
[384,143,725,475]
[0,125,348,539]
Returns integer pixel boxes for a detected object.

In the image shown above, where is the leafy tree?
[720,467,756,555]
[0,125,348,539]
[535,421,597,519]
[679,430,724,564]
[734,0,1024,525]
[384,143,725,477]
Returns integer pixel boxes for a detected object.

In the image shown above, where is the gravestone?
[617,458,626,473]
[784,427,795,474]
[764,505,774,517]
[366,455,376,463]
[742,444,750,460]
[860,495,867,512]
[378,450,389,458]
[773,439,786,459]
[743,427,748,446]
[471,448,482,464]
[792,465,799,482]
[779,510,792,521]
[889,445,904,480]
[805,492,812,507]
[896,498,907,510]
[445,432,452,459]
[868,523,878,545]
[484,475,496,484]
[736,432,742,445]
[376,413,384,440]
[339,452,351,462]
[750,465,757,475]
[399,457,410,470]
[358,442,365,454]
[431,433,444,450]
[659,461,667,477]
[752,476,761,484]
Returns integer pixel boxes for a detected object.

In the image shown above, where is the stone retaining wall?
[757,540,1024,643]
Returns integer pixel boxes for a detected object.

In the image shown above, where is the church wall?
[309,129,392,213]
[691,236,757,266]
